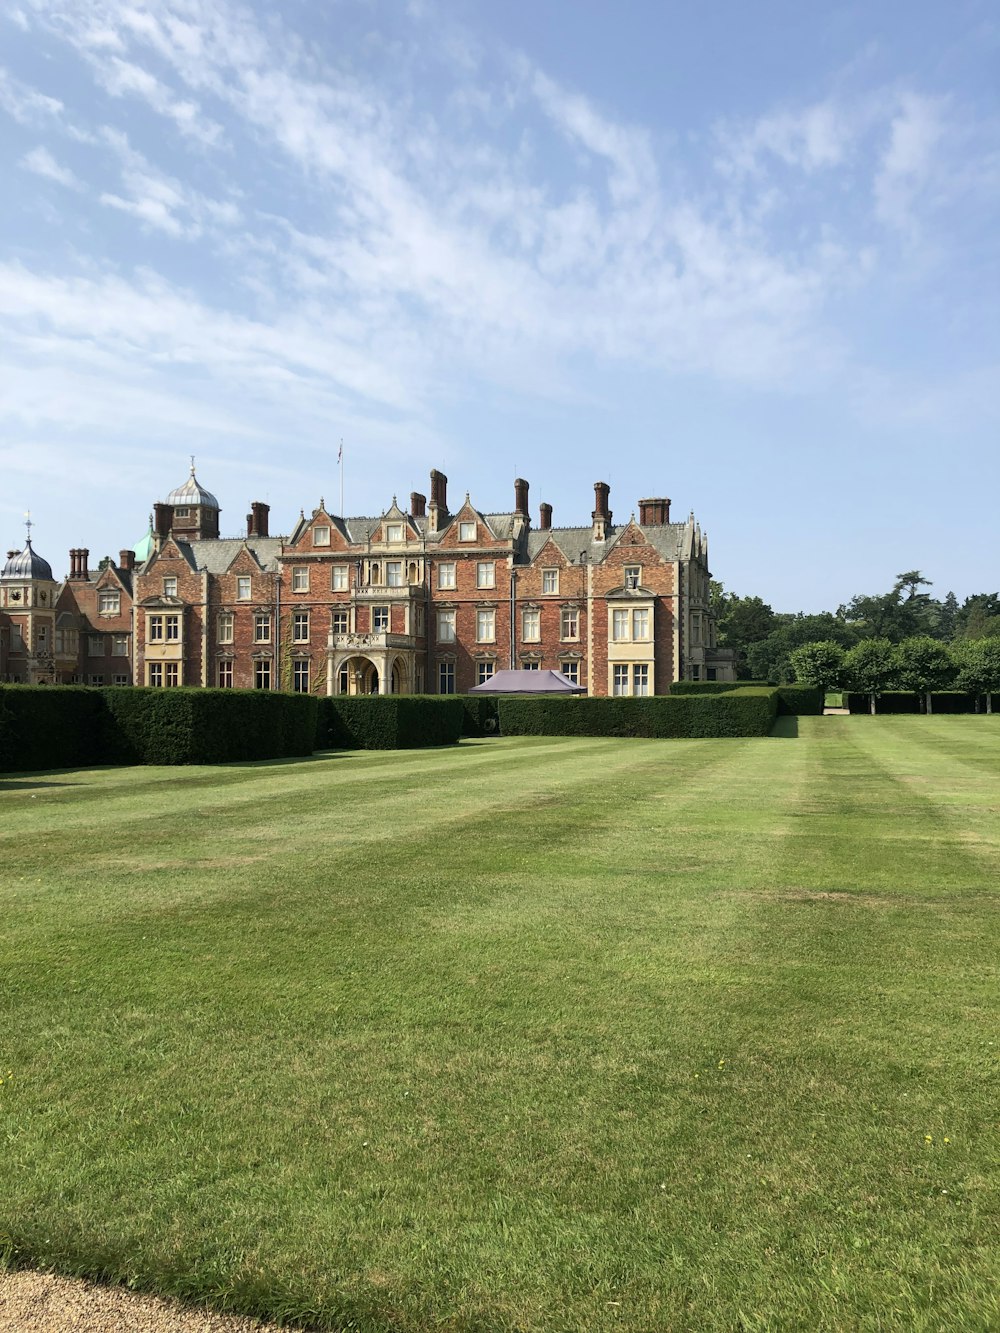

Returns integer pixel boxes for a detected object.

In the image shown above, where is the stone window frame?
[541,567,559,595]
[313,525,331,547]
[292,566,310,593]
[98,590,120,615]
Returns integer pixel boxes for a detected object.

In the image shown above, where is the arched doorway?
[339,655,379,694]
[390,657,407,694]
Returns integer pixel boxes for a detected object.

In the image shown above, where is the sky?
[2,0,998,611]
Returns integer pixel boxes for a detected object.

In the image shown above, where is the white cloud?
[98,55,223,146]
[21,145,82,189]
[874,92,948,230]
[0,66,63,124]
[715,98,857,176]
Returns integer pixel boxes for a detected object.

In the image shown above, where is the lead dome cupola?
[1,536,53,581]
[167,464,219,510]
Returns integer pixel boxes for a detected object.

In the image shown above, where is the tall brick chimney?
[410,491,426,518]
[77,548,90,580]
[592,482,611,541]
[154,503,173,538]
[638,497,671,526]
[514,477,529,516]
[248,501,270,538]
[119,549,135,572]
[428,469,448,534]
[539,503,552,531]
[68,548,78,580]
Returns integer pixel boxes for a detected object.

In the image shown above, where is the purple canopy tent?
[468,669,585,694]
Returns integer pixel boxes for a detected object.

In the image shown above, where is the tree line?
[713,572,1000,683]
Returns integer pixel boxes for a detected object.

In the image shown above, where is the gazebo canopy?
[469,669,585,694]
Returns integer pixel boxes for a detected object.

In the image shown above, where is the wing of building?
[1,467,734,694]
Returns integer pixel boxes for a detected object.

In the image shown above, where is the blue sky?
[2,0,997,610]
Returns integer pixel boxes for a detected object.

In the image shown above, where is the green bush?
[496,688,777,738]
[459,694,500,737]
[0,685,106,772]
[774,684,824,716]
[101,688,319,764]
[316,696,465,749]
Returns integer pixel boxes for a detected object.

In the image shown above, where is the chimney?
[410,491,426,518]
[638,497,671,526]
[154,503,173,538]
[78,548,90,580]
[428,469,448,533]
[514,477,529,516]
[248,501,270,538]
[119,549,135,572]
[539,502,552,531]
[592,482,611,540]
[68,548,78,579]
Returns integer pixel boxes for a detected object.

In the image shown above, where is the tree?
[953,639,1000,714]
[957,594,1000,641]
[937,591,959,640]
[843,638,900,715]
[839,571,936,641]
[746,614,858,684]
[895,636,956,714]
[714,592,778,678]
[789,641,846,695]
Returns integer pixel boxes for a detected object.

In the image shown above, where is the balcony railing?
[329,631,413,651]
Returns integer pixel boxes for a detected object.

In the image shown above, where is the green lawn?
[2,718,999,1332]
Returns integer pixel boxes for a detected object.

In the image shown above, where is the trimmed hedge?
[774,684,823,716]
[668,680,768,694]
[0,685,105,773]
[845,691,979,715]
[668,680,821,715]
[459,695,501,737]
[496,687,778,738]
[316,696,465,750]
[0,685,318,772]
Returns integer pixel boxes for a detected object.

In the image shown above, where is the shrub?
[896,636,956,713]
[316,696,464,749]
[774,684,824,716]
[496,688,777,738]
[459,694,501,737]
[789,641,846,695]
[0,685,106,772]
[668,680,768,694]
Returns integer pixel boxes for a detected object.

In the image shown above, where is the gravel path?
[0,1271,294,1333]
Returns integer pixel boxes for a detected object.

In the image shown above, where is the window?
[707,667,718,681]
[476,562,495,589]
[416,606,425,635]
[89,674,104,686]
[522,660,539,670]
[254,613,271,642]
[88,634,104,655]
[632,609,650,641]
[332,610,349,634]
[633,664,650,696]
[561,607,579,640]
[148,616,163,642]
[438,662,455,694]
[476,609,495,642]
[332,565,348,591]
[522,607,540,641]
[293,611,310,642]
[613,664,629,696]
[292,567,309,592]
[36,625,48,648]
[164,663,179,687]
[477,661,496,686]
[612,609,629,641]
[624,565,641,590]
[237,576,252,600]
[386,523,404,543]
[164,615,180,642]
[293,660,310,693]
[163,576,178,598]
[99,590,120,615]
[338,666,349,694]
[437,609,456,643]
[372,606,389,633]
[386,561,403,587]
[438,562,456,590]
[255,660,271,690]
[313,525,330,547]
[112,634,128,656]
[217,612,234,644]
[112,674,128,687]
[692,612,702,645]
[542,568,559,595]
[691,665,701,681]
[459,521,476,542]
[148,663,163,687]
[560,660,579,686]
[218,661,233,688]
[174,507,190,518]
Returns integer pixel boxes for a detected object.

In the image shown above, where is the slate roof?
[183,537,284,573]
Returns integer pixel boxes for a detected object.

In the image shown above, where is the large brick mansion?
[0,466,734,695]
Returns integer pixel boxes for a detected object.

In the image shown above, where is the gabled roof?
[185,537,283,574]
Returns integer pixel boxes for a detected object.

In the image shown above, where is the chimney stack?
[248,501,270,538]
[428,469,448,533]
[514,477,529,516]
[592,482,611,540]
[77,548,90,580]
[68,548,78,580]
[539,502,552,531]
[154,503,173,538]
[638,497,671,526]
[410,491,426,518]
[119,549,135,572]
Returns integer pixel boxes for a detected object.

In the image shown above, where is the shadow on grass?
[770,715,799,739]
[0,778,81,790]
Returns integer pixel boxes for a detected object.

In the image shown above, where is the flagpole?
[339,438,344,518]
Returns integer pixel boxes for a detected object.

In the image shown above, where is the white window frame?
[612,609,629,642]
[477,661,496,686]
[613,664,629,696]
[560,660,579,686]
[633,663,650,696]
[332,610,349,634]
[254,613,271,643]
[560,607,579,641]
[163,576,178,598]
[476,609,495,643]
[254,659,271,690]
[313,525,331,547]
[438,562,456,590]
[217,612,234,644]
[88,633,104,655]
[386,523,404,543]
[99,590,120,615]
[458,521,476,542]
[237,576,252,601]
[476,561,495,589]
[386,561,403,587]
[332,565,348,591]
[522,607,540,642]
[292,566,309,593]
[164,615,180,642]
[293,660,310,693]
[437,609,456,643]
[218,661,233,688]
[438,661,456,694]
[112,634,128,656]
[372,605,390,633]
[624,565,641,590]
[542,568,559,595]
[293,611,310,643]
[632,608,650,641]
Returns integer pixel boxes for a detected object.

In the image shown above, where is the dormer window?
[459,521,476,542]
[174,508,190,518]
[386,523,404,543]
[163,576,178,598]
[313,525,330,547]
[99,590,120,615]
[624,565,641,590]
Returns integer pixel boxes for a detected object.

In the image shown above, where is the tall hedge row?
[844,691,979,715]
[668,680,768,694]
[495,687,778,738]
[316,696,465,750]
[668,679,821,715]
[0,685,318,772]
